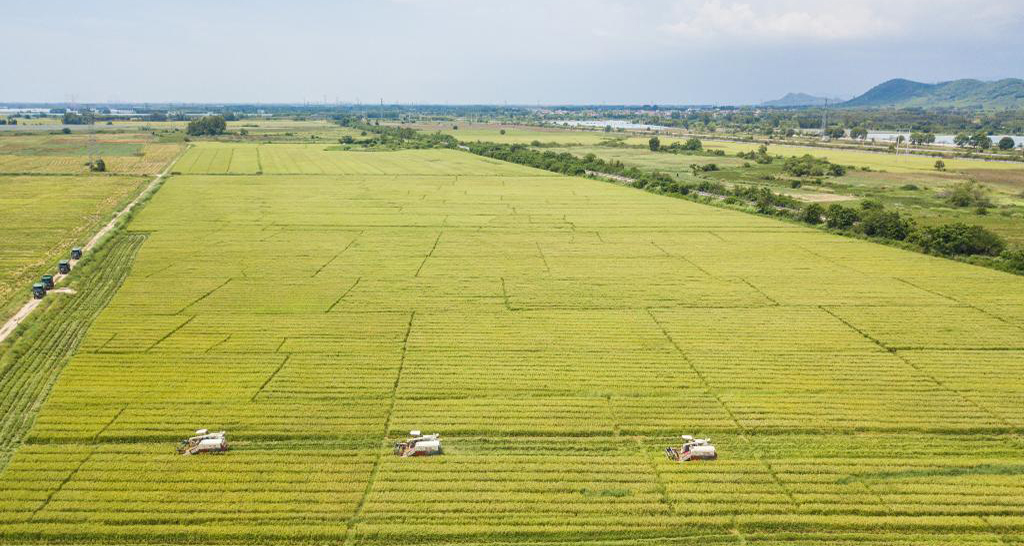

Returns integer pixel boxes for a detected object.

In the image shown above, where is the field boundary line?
[647,307,801,510]
[204,334,231,354]
[500,277,512,310]
[535,242,551,273]
[314,236,360,278]
[250,354,292,402]
[92,406,126,443]
[177,278,232,314]
[344,310,416,545]
[898,277,1024,334]
[651,241,712,276]
[414,232,443,277]
[325,277,362,313]
[820,305,1016,428]
[30,450,94,519]
[145,315,195,352]
[738,277,780,306]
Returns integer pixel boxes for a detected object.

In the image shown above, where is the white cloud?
[658,0,1024,44]
[661,0,898,42]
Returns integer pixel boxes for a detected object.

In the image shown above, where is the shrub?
[825,204,859,229]
[186,115,226,136]
[782,155,844,177]
[934,160,946,171]
[943,180,992,209]
[857,208,914,241]
[800,203,825,225]
[910,223,1006,256]
[1000,248,1024,274]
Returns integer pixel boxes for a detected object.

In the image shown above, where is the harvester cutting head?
[666,435,717,462]
[177,429,228,456]
[394,430,442,457]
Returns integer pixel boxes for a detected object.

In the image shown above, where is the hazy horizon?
[2,0,1022,105]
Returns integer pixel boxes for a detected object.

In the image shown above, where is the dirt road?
[0,148,185,345]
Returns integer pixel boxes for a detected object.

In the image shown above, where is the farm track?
[0,233,146,470]
[0,146,186,345]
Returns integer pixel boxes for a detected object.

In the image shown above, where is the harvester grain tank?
[58,260,71,274]
[71,247,83,260]
[394,430,442,457]
[32,283,46,299]
[666,435,717,462]
[177,429,228,455]
[41,275,54,289]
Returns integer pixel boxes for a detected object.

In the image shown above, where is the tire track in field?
[0,233,146,473]
[344,310,416,545]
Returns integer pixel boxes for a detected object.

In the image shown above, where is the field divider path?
[30,450,95,519]
[645,308,802,513]
[250,355,292,402]
[91,406,126,443]
[0,144,189,345]
[819,305,1019,431]
[414,233,443,277]
[650,241,712,276]
[344,310,416,545]
[326,278,362,313]
[897,277,1024,335]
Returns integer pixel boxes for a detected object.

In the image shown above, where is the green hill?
[843,78,1024,109]
[762,92,832,107]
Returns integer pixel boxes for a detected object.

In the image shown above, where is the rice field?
[0,175,149,315]
[1,145,1023,544]
[0,133,183,175]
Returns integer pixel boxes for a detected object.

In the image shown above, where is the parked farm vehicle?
[394,430,442,457]
[41,275,54,289]
[32,283,46,299]
[177,429,228,455]
[666,435,717,462]
[58,260,71,274]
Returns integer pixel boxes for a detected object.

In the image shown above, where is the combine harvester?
[666,435,717,462]
[177,429,228,456]
[394,430,442,457]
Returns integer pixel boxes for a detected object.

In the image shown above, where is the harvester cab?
[32,283,46,299]
[394,430,442,457]
[666,435,717,462]
[177,429,228,456]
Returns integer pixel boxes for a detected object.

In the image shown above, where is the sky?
[2,0,1023,105]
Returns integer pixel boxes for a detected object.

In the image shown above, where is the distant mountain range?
[761,93,835,107]
[765,78,1024,109]
[841,78,1024,109]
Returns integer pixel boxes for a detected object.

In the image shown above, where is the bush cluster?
[186,115,227,136]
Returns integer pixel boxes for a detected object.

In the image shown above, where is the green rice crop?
[0,145,1022,544]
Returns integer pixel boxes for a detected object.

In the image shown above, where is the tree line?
[464,142,1022,274]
